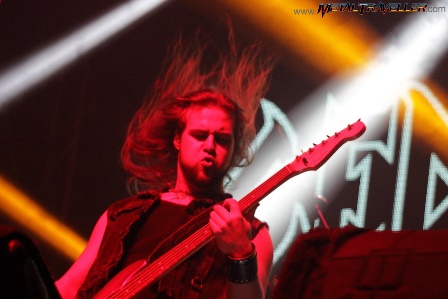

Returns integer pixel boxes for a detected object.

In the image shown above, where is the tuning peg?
[302,157,309,165]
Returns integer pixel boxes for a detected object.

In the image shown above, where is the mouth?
[202,156,215,167]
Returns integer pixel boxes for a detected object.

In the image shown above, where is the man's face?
[174,105,235,190]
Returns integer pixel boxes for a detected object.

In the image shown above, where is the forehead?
[184,105,234,132]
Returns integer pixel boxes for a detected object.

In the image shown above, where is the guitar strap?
[185,243,219,299]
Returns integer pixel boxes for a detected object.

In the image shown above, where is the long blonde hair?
[121,24,275,194]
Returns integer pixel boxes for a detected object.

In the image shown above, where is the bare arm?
[55,211,108,299]
[226,226,273,299]
[210,199,274,299]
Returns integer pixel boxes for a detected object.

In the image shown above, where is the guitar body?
[94,260,147,299]
[93,120,366,299]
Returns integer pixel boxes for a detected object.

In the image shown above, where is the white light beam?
[0,0,168,109]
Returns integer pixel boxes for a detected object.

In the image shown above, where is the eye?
[215,133,232,146]
[191,132,208,141]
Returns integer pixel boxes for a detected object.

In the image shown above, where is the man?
[56,30,274,299]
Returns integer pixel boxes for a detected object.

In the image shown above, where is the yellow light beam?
[218,0,378,74]
[0,176,86,261]
[403,81,448,162]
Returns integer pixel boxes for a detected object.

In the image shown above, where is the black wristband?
[226,244,258,284]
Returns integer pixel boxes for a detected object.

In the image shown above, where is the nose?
[203,134,216,153]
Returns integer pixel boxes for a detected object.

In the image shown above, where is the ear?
[173,131,180,150]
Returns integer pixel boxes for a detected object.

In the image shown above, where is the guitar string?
[109,224,214,298]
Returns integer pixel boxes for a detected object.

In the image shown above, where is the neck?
[160,191,194,206]
[174,175,225,200]
[170,186,224,200]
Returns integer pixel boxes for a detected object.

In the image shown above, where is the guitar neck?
[239,165,297,212]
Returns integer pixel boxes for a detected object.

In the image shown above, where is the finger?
[209,210,226,227]
[213,204,231,219]
[209,217,221,234]
[221,199,242,216]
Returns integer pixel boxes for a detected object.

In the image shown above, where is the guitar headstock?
[288,119,366,173]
